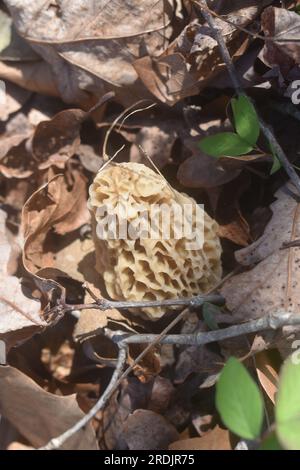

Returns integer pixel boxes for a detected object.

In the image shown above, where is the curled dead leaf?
[4,0,173,107]
[32,108,87,170]
[0,365,98,449]
[221,182,300,352]
[134,5,261,104]
[261,7,300,76]
[0,209,45,350]
[22,172,89,276]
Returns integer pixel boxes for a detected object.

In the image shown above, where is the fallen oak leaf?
[32,108,87,170]
[221,182,300,329]
[130,123,179,169]
[255,350,279,404]
[22,171,90,277]
[0,113,33,178]
[123,409,179,450]
[260,7,300,76]
[0,59,59,98]
[177,139,241,189]
[0,209,45,350]
[134,4,262,105]
[4,0,173,107]
[218,211,251,247]
[0,365,98,449]
[1,107,88,178]
[74,283,138,344]
[100,376,174,450]
[0,82,31,122]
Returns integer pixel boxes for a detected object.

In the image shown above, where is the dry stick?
[114,311,300,347]
[39,345,128,450]
[200,0,300,196]
[64,293,224,312]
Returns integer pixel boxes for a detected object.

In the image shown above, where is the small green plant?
[198,94,281,173]
[216,356,300,450]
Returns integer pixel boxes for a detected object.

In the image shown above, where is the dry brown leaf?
[32,108,86,170]
[256,350,279,404]
[221,182,300,321]
[147,376,174,414]
[0,82,31,122]
[0,112,32,161]
[74,283,137,343]
[123,409,179,450]
[77,144,103,173]
[0,209,45,349]
[4,0,173,106]
[0,140,34,179]
[0,365,98,449]
[22,171,89,276]
[261,7,300,75]
[177,137,241,189]
[218,212,251,247]
[174,342,222,385]
[0,8,39,62]
[0,60,59,97]
[169,425,231,450]
[128,344,161,383]
[178,154,241,189]
[1,107,86,178]
[134,5,262,105]
[130,124,178,169]
[52,237,95,284]
[174,313,222,384]
[1,180,32,212]
[101,376,174,450]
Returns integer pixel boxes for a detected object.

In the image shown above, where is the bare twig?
[39,345,127,450]
[258,118,300,195]
[200,0,300,196]
[63,293,225,313]
[199,2,242,93]
[113,311,300,347]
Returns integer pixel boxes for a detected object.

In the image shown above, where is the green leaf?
[231,95,260,146]
[259,432,282,450]
[202,302,220,330]
[269,142,282,175]
[276,356,300,449]
[198,132,253,158]
[216,357,264,440]
[271,154,281,175]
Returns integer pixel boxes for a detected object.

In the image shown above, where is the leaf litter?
[1,0,300,451]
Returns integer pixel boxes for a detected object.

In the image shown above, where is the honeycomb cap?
[88,162,222,320]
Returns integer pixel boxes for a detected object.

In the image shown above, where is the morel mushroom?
[88,162,222,320]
